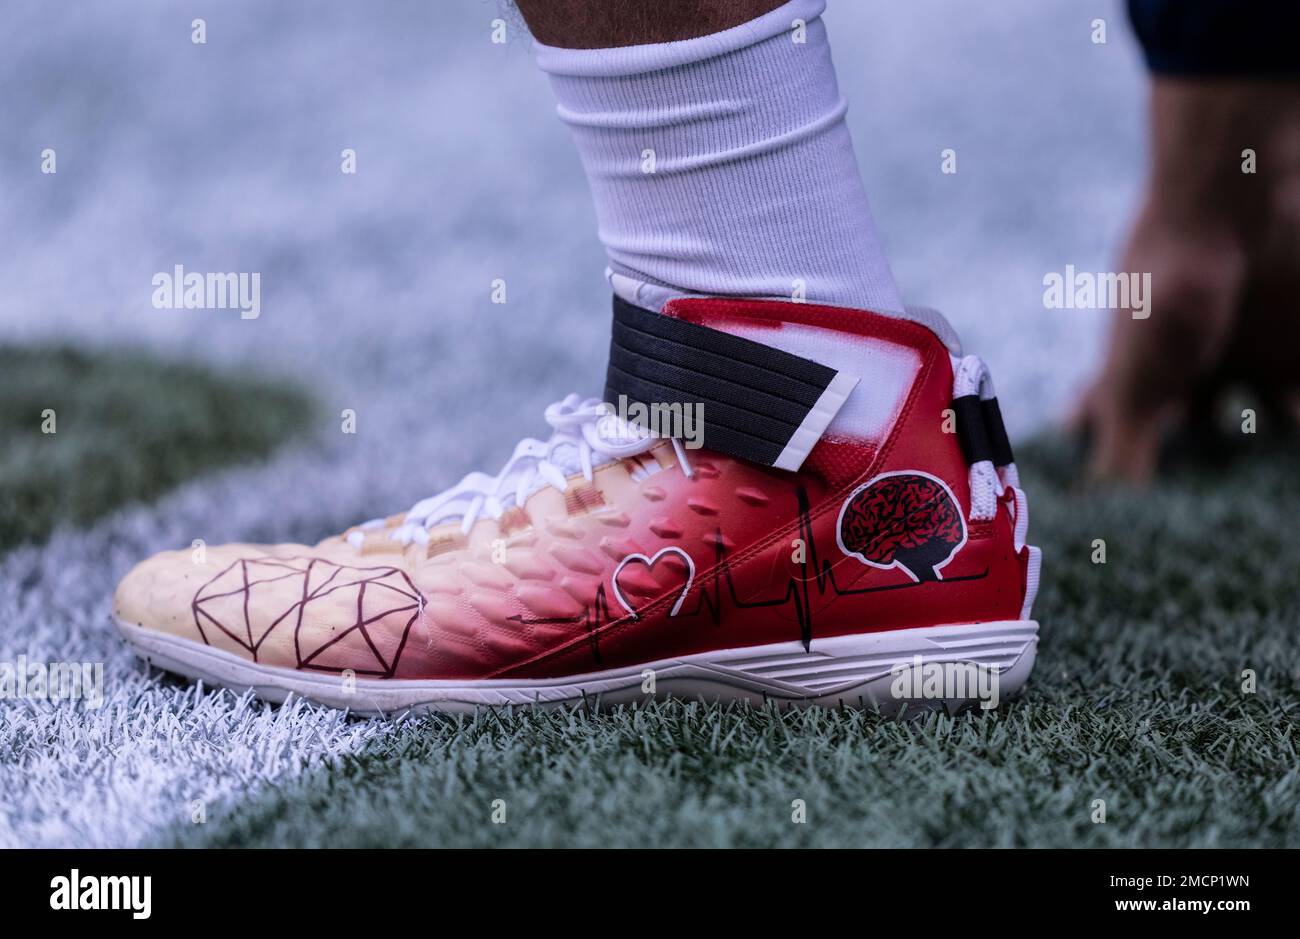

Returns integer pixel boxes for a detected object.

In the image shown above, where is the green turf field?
[152,436,1300,849]
[0,346,312,552]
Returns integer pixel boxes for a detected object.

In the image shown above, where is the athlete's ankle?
[532,0,904,316]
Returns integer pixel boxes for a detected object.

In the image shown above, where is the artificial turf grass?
[0,345,313,552]
[159,436,1300,848]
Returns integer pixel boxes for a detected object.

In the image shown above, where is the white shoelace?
[348,394,695,548]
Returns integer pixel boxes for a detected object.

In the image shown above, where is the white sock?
[533,0,905,316]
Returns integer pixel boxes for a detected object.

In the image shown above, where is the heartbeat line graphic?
[511,486,988,661]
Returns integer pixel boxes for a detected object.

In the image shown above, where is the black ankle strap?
[604,296,856,471]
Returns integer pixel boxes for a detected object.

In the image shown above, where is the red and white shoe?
[114,297,1040,714]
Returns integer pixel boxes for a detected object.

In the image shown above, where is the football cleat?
[114,296,1041,714]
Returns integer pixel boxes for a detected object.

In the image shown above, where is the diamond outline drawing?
[191,556,426,677]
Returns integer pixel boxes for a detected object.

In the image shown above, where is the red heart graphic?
[611,548,696,619]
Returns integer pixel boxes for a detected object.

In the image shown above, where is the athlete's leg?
[515,0,905,316]
[1082,1,1300,480]
[1083,81,1253,481]
[514,0,785,47]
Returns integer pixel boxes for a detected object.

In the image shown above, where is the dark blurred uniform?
[1129,0,1300,76]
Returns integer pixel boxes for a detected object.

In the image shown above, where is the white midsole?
[114,617,1038,716]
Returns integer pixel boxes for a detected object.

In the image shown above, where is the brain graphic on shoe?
[836,472,966,582]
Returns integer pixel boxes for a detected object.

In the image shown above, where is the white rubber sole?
[115,617,1038,717]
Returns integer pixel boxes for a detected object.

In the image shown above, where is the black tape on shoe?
[603,296,858,471]
[951,393,1014,468]
[981,396,1015,467]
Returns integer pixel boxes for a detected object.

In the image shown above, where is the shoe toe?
[113,549,199,636]
[114,544,307,641]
